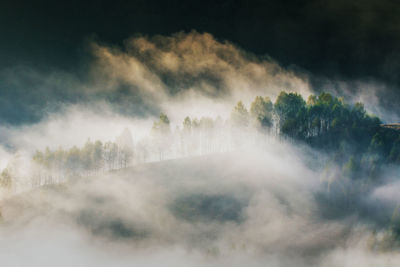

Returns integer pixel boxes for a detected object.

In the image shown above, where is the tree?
[103,141,118,170]
[135,139,149,163]
[180,117,192,156]
[118,146,133,169]
[250,96,273,129]
[200,117,215,153]
[151,113,171,160]
[65,146,82,175]
[230,101,249,127]
[343,156,360,179]
[152,113,171,136]
[82,139,94,171]
[92,140,104,171]
[275,92,306,139]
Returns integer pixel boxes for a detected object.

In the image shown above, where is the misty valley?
[2,0,400,264]
[1,90,400,266]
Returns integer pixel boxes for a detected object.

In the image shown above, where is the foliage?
[32,139,134,176]
[275,92,307,138]
[250,96,273,129]
[152,113,170,136]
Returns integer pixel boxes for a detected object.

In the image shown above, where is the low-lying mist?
[1,31,400,266]
[1,135,400,266]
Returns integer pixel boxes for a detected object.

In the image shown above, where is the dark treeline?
[273,92,400,178]
[246,92,400,179]
[231,92,400,177]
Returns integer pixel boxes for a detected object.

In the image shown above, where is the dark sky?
[1,0,400,123]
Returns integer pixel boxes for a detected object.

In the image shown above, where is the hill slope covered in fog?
[2,144,400,266]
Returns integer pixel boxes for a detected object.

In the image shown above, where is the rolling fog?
[1,137,400,266]
[1,32,400,266]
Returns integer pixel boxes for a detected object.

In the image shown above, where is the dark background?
[1,0,400,123]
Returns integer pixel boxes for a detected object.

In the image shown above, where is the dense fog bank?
[1,138,400,266]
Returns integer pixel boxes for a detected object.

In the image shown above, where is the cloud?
[0,103,153,152]
[90,31,311,118]
[0,31,312,127]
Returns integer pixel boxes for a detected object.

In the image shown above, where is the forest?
[1,91,399,192]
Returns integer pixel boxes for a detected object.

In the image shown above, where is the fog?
[1,139,400,266]
[1,32,400,266]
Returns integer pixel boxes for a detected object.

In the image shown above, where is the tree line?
[1,91,400,191]
[230,91,400,178]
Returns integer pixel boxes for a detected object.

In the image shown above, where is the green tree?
[250,96,273,129]
[275,92,306,139]
[152,113,171,135]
